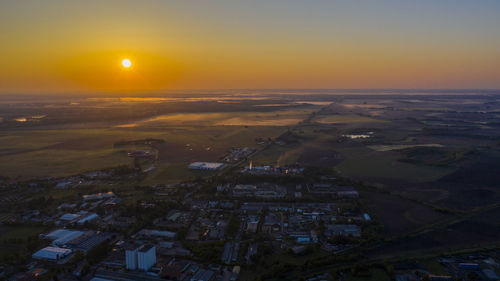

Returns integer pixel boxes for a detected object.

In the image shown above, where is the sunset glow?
[0,1,499,93]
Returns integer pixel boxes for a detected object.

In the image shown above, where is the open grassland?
[0,225,49,260]
[0,148,130,179]
[0,225,49,241]
[0,126,285,180]
[239,250,331,281]
[140,126,286,184]
[361,190,453,238]
[335,146,455,182]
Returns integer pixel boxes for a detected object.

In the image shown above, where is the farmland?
[1,90,500,278]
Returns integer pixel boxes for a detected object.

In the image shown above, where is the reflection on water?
[342,132,374,139]
[14,115,46,122]
[115,111,309,128]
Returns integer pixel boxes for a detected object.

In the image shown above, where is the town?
[2,148,499,281]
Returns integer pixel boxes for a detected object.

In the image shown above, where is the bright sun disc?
[122,59,131,68]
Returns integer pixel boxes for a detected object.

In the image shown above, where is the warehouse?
[77,213,99,225]
[188,162,225,171]
[44,229,85,246]
[32,246,72,261]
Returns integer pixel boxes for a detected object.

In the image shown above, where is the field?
[0,126,287,182]
[334,146,455,182]
[0,225,49,260]
[314,114,389,124]
[368,144,443,152]
[360,189,453,238]
[2,91,500,262]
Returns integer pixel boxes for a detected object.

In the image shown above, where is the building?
[126,245,156,271]
[125,246,138,270]
[188,162,225,171]
[338,191,359,198]
[137,245,156,271]
[363,213,371,221]
[66,231,113,254]
[83,192,115,201]
[32,246,72,261]
[77,213,99,225]
[326,224,361,237]
[44,229,85,247]
[59,213,80,221]
[190,269,215,281]
[232,184,257,197]
[135,229,176,239]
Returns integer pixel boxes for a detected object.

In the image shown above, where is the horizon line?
[1,88,499,96]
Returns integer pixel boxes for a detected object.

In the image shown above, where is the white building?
[32,246,72,261]
[125,246,138,270]
[126,245,156,271]
[138,245,156,271]
[188,162,225,171]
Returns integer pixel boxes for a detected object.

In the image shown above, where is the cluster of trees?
[182,241,225,264]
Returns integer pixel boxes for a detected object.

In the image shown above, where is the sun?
[122,59,132,68]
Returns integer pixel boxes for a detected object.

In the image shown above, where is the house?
[325,224,361,237]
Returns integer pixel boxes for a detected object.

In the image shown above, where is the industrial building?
[188,162,225,171]
[77,213,99,225]
[43,229,113,254]
[57,211,99,225]
[126,244,156,271]
[32,246,72,261]
[44,229,85,247]
[66,231,114,253]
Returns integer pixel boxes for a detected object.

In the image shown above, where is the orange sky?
[1,1,499,93]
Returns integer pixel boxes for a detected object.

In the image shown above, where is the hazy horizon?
[1,0,500,94]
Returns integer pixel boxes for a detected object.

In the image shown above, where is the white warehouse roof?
[188,162,225,170]
[45,229,85,246]
[77,213,99,225]
[32,246,72,261]
[59,213,80,221]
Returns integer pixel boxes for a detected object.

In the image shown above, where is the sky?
[0,0,499,94]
